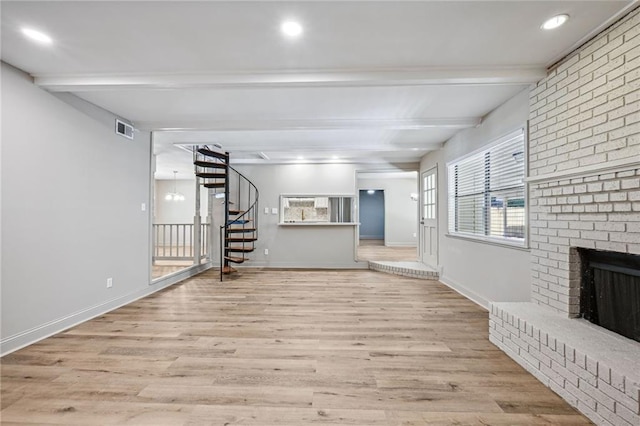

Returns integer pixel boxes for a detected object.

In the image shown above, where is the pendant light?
[165,171,185,202]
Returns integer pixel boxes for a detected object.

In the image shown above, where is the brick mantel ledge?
[526,158,640,184]
[490,302,640,426]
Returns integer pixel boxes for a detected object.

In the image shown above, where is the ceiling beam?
[34,67,546,92]
[137,117,481,132]
[172,143,444,153]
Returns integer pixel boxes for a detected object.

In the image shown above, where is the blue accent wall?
[359,190,385,239]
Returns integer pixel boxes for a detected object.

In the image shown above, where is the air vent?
[115,119,134,140]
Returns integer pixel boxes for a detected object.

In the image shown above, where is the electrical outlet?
[106,278,113,288]
[271,207,278,215]
[141,203,146,211]
[264,248,269,255]
[413,233,417,238]
[264,207,269,214]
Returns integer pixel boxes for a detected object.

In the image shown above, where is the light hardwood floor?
[1,269,591,425]
[152,260,194,279]
[357,239,418,262]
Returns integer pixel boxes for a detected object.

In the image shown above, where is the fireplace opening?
[578,248,640,343]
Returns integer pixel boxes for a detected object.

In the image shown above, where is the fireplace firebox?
[578,248,640,343]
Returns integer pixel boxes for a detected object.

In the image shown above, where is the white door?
[421,167,438,268]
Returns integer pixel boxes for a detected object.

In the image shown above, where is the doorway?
[421,167,438,268]
[356,171,419,262]
[359,189,385,242]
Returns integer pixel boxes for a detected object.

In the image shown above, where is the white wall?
[357,176,418,246]
[154,179,209,223]
[420,88,532,307]
[1,63,154,354]
[231,162,417,268]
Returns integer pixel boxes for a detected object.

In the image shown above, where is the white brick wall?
[529,8,640,316]
[530,169,640,316]
[490,303,640,426]
[529,9,640,178]
[490,8,640,426]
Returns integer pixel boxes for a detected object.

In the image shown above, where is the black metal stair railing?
[193,145,258,281]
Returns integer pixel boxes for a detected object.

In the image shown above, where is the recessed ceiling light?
[21,27,53,44]
[297,155,304,160]
[281,20,303,37]
[541,14,569,30]
[367,190,375,195]
[332,155,339,160]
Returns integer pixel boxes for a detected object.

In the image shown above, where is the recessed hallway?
[1,269,590,425]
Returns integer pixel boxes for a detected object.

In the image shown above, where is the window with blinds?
[447,129,526,245]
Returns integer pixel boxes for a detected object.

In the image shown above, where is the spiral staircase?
[193,146,259,280]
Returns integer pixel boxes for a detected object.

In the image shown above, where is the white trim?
[446,232,530,251]
[280,193,355,197]
[234,263,369,270]
[446,127,528,247]
[385,242,418,247]
[138,117,480,132]
[34,67,546,92]
[438,275,489,311]
[148,133,156,284]
[1,263,211,357]
[445,128,525,167]
[526,158,640,184]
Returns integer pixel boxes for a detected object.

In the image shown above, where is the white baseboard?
[439,275,489,311]
[384,242,418,247]
[239,261,369,270]
[1,263,212,356]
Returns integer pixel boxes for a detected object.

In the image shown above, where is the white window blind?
[447,129,526,244]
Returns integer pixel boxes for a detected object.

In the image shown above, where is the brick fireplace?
[489,8,640,426]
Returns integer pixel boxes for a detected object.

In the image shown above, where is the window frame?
[446,128,528,249]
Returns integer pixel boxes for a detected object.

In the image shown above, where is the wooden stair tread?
[197,148,228,160]
[227,219,252,225]
[226,228,257,233]
[225,256,247,264]
[204,183,226,188]
[196,172,226,179]
[225,247,255,253]
[226,237,258,242]
[228,209,245,215]
[194,160,226,169]
[221,266,237,274]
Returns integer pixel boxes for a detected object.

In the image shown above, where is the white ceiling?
[1,1,635,178]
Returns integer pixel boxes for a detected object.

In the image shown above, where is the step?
[197,148,228,160]
[227,219,252,225]
[194,160,227,169]
[225,256,247,264]
[226,228,257,233]
[228,209,245,215]
[368,261,439,280]
[226,237,258,243]
[225,246,255,253]
[204,182,226,188]
[222,266,237,274]
[196,172,226,179]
